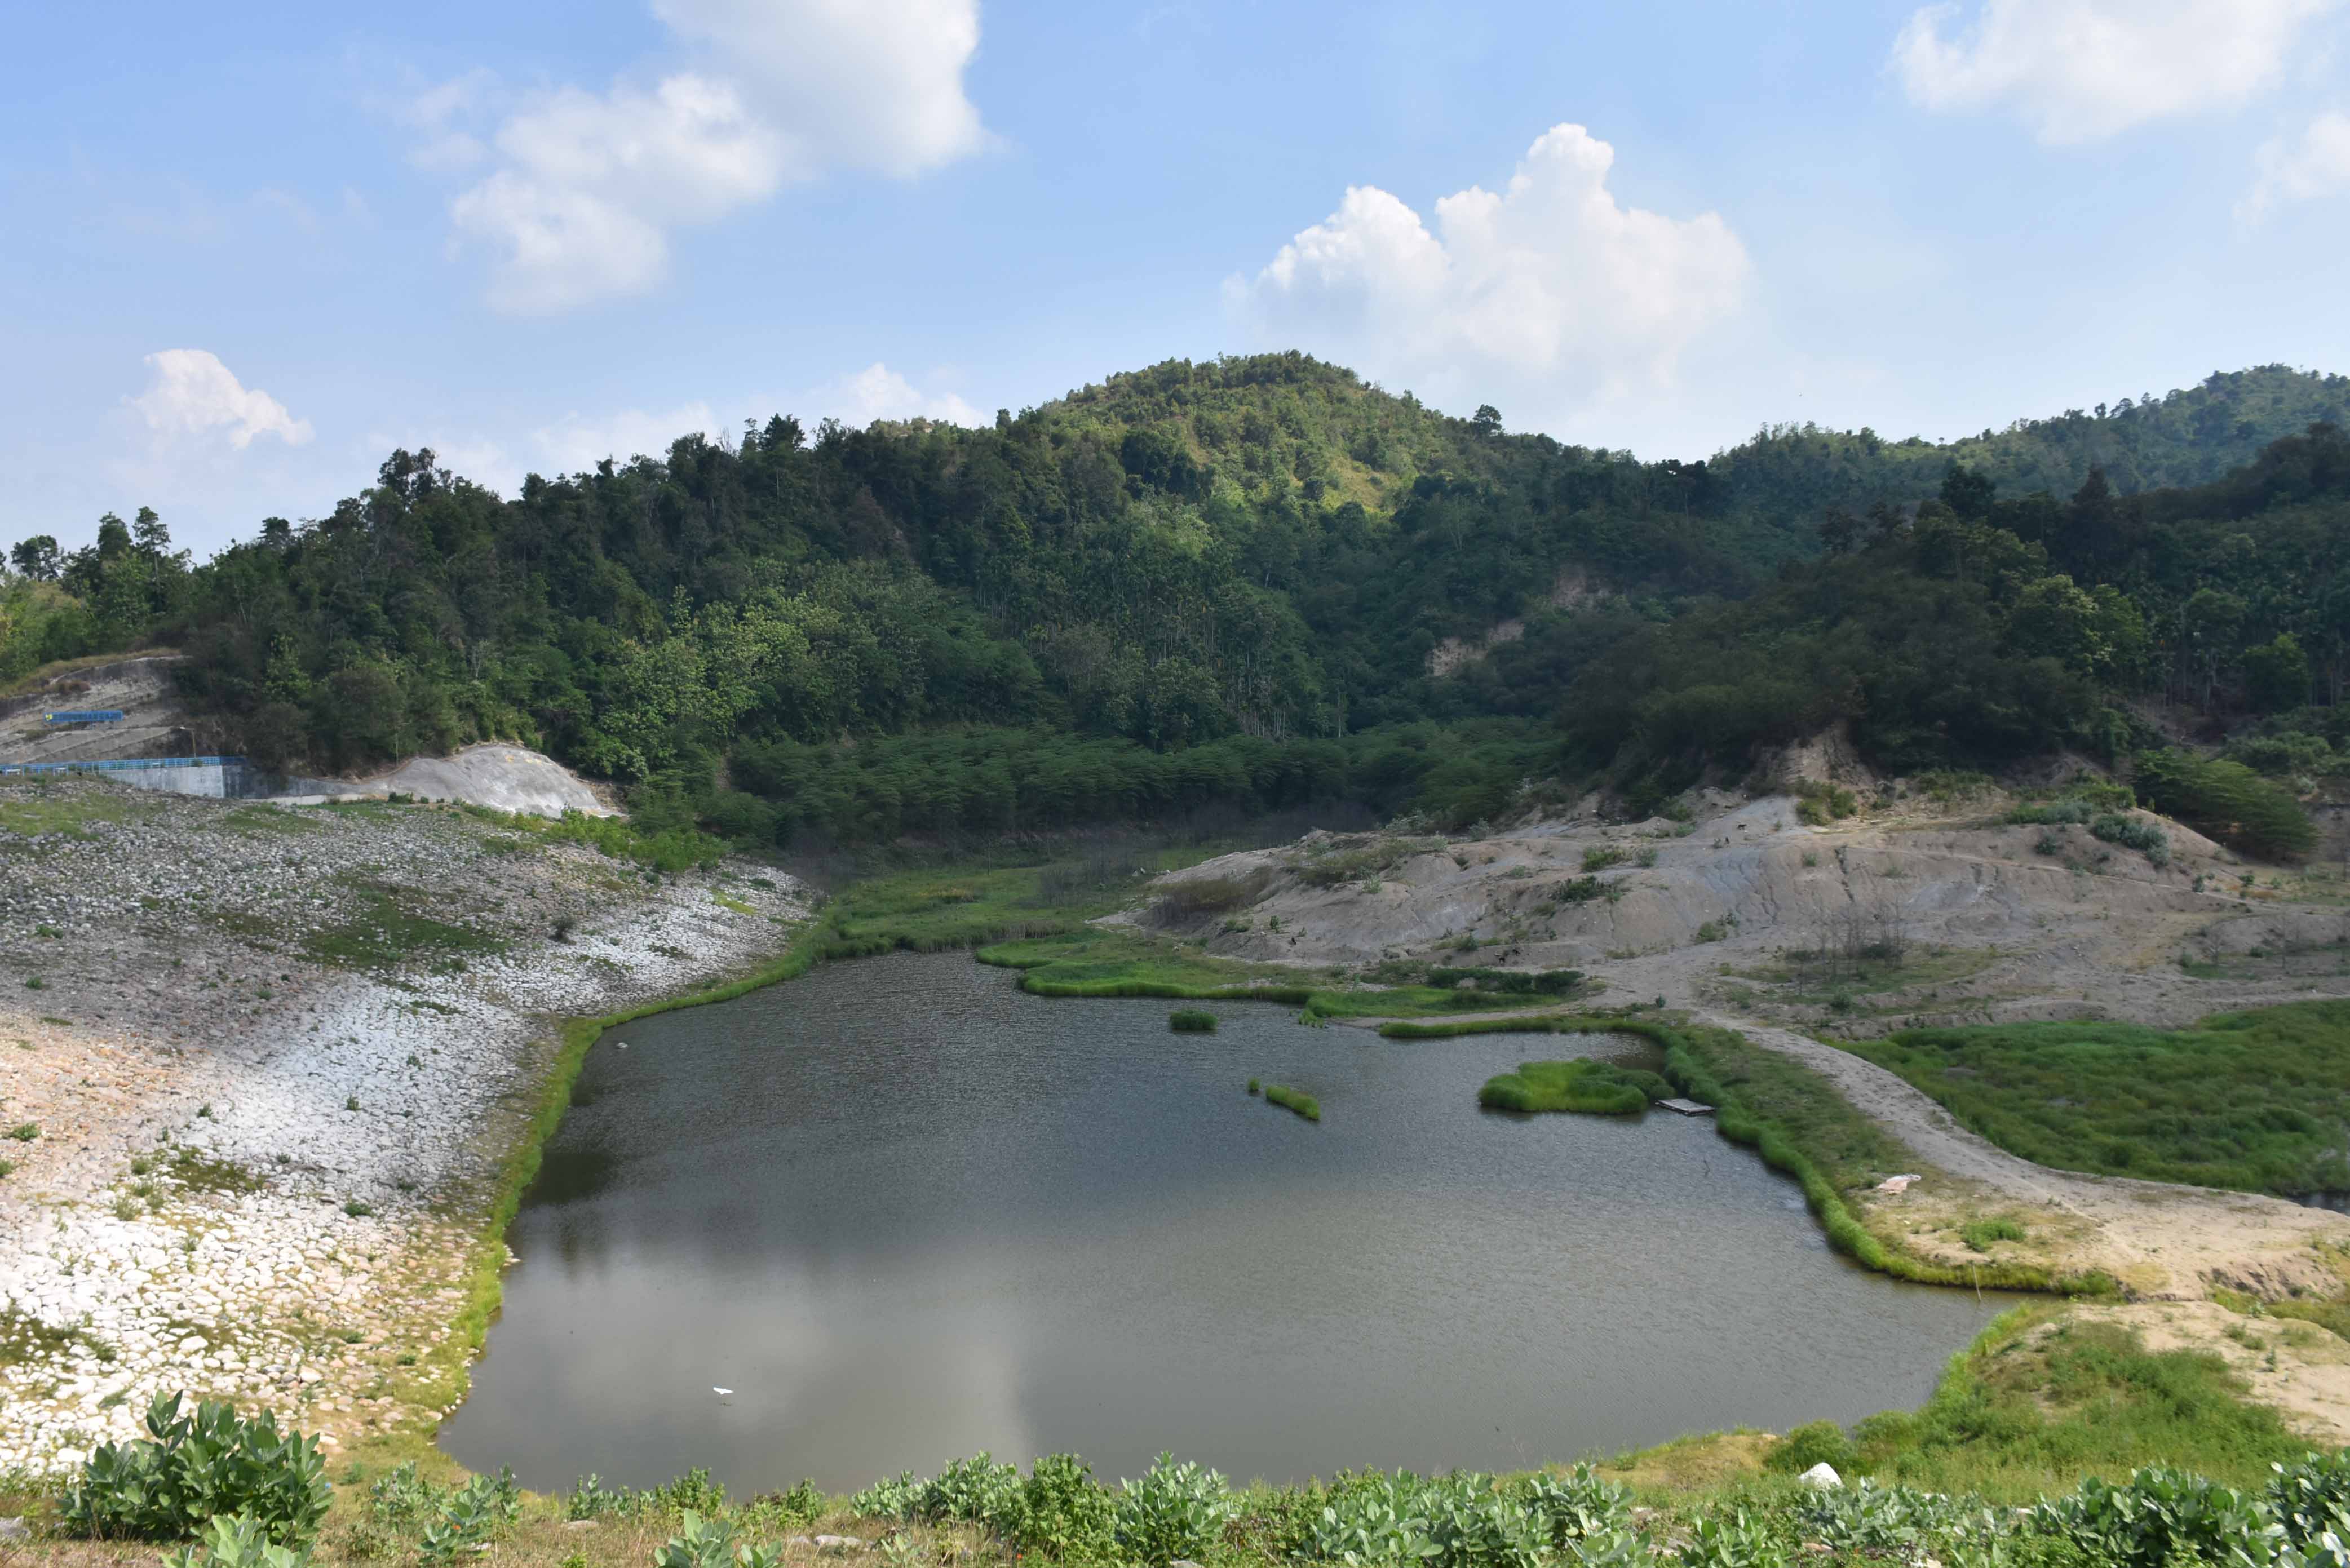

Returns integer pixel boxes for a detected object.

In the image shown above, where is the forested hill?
[1,353,2346,850]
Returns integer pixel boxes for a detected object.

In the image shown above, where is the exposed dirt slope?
[0,657,194,763]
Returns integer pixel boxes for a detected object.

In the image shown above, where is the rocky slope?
[0,779,808,1474]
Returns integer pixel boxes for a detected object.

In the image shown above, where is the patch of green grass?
[1262,1084,1320,1122]
[1849,1000,2350,1197]
[222,805,324,836]
[1960,1217,2029,1252]
[0,791,141,839]
[0,1305,82,1368]
[171,1146,263,1194]
[982,927,1533,1018]
[1853,1306,2311,1499]
[1479,1058,1671,1115]
[712,892,757,915]
[820,863,1116,957]
[1169,1008,1216,1032]
[302,878,507,971]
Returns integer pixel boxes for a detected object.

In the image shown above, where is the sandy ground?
[2069,1300,2350,1446]
[0,779,809,1474]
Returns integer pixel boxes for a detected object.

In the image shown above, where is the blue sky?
[7,0,2350,557]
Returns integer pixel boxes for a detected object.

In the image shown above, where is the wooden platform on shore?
[1656,1098,1716,1117]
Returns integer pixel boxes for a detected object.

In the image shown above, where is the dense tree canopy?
[6,353,2348,847]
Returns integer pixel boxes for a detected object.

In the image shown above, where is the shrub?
[160,1513,304,1568]
[418,1470,520,1564]
[653,1511,780,1568]
[1793,781,1858,825]
[1549,876,1605,906]
[6,1122,36,1141]
[61,1392,330,1544]
[1169,1009,1217,1033]
[1581,845,1627,872]
[2268,1449,2350,1549]
[1765,1419,1855,1476]
[2038,1467,2274,1568]
[850,1473,925,1522]
[2134,749,2316,862]
[2009,799,2094,826]
[922,1452,1024,1534]
[1016,1454,1116,1561]
[2090,812,2171,866]
[366,1462,441,1530]
[1115,1454,1235,1566]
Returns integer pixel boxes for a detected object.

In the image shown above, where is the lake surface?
[442,950,2008,1493]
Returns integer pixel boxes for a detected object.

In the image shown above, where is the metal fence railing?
[0,756,245,777]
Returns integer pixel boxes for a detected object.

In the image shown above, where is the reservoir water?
[442,950,2007,1492]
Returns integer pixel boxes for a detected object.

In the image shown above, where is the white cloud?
[826,363,983,426]
[652,0,988,178]
[1892,0,2339,143]
[128,350,313,450]
[434,0,986,312]
[2243,109,2350,215]
[1227,124,1750,422]
[531,402,723,476]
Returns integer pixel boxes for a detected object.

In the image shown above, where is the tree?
[131,507,171,559]
[1939,462,1996,520]
[1471,405,1503,438]
[2244,633,2312,711]
[10,536,59,581]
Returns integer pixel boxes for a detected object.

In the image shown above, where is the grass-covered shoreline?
[1851,1002,2350,1199]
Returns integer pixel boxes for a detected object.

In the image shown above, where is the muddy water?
[442,951,2008,1492]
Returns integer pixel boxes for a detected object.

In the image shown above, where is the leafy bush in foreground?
[1116,1453,1236,1566]
[159,1513,306,1568]
[61,1393,329,1544]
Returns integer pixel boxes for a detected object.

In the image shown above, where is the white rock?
[1798,1463,1842,1490]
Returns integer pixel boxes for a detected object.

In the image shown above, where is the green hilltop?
[3,353,2347,847]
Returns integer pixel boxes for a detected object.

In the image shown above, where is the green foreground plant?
[61,1393,329,1544]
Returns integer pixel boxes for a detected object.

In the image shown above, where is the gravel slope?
[0,779,809,1475]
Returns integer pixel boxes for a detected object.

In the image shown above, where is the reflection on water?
[442,951,2010,1492]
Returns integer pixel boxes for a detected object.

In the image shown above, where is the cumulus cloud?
[1228,124,1750,420]
[2243,109,2350,216]
[129,351,313,450]
[827,363,983,426]
[433,0,986,312]
[1892,0,2338,143]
